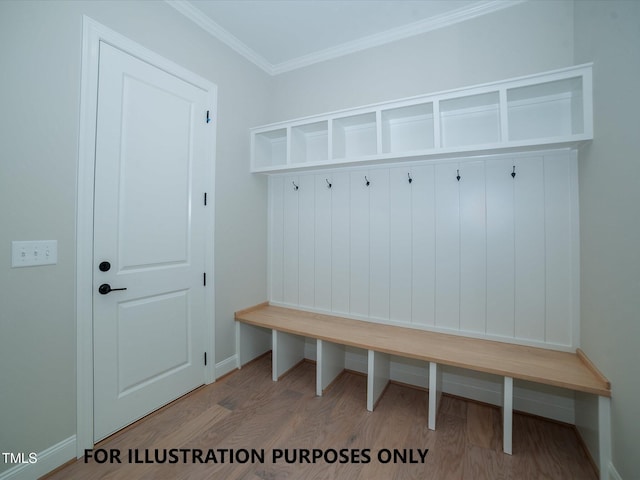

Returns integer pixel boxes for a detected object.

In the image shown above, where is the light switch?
[11,240,58,267]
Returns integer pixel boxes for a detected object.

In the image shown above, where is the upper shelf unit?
[251,64,592,173]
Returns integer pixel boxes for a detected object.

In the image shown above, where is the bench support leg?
[236,321,272,369]
[502,376,513,455]
[428,362,442,430]
[367,350,390,411]
[272,330,305,381]
[316,339,345,396]
[598,395,611,480]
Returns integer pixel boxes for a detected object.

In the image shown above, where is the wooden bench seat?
[235,303,611,478]
[236,303,610,396]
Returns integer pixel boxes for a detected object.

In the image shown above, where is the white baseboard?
[608,461,623,480]
[443,369,575,424]
[300,344,575,423]
[0,435,75,480]
[215,354,239,379]
[241,341,575,423]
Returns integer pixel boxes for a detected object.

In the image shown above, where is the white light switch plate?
[11,240,58,267]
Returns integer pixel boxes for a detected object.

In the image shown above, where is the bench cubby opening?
[235,303,610,472]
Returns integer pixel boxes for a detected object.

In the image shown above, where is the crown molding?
[166,0,275,74]
[271,0,526,74]
[167,0,527,76]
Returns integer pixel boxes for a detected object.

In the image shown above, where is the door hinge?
[204,192,207,206]
[206,110,211,124]
[204,352,207,366]
[203,272,207,286]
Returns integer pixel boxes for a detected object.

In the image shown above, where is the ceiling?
[167,0,524,75]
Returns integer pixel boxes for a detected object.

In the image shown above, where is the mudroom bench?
[234,303,611,477]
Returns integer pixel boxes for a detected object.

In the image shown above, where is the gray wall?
[0,0,270,472]
[574,1,640,478]
[268,0,574,122]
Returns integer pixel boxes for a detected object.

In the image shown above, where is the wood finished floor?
[44,354,596,480]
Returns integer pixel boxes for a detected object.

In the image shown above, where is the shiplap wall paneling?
[543,152,574,346]
[331,172,351,314]
[267,150,577,349]
[410,165,436,326]
[434,163,461,330]
[283,175,300,305]
[485,158,515,338]
[298,175,316,306]
[369,168,391,322]
[314,174,332,310]
[350,170,370,317]
[269,176,284,303]
[514,157,546,342]
[389,167,413,324]
[459,161,487,333]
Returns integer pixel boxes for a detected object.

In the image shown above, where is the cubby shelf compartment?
[439,91,501,148]
[250,64,592,173]
[333,112,377,160]
[381,103,434,154]
[253,128,287,170]
[507,77,584,142]
[292,121,329,164]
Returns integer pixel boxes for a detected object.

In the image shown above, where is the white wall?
[574,1,640,478]
[0,0,270,474]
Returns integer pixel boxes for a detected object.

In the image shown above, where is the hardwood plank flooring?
[43,354,596,480]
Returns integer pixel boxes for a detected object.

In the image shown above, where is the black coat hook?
[365,176,370,186]
[511,166,516,178]
[456,169,461,181]
[408,173,413,184]
[292,181,299,191]
[326,178,332,189]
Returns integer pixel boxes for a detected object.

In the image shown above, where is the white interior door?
[93,42,211,441]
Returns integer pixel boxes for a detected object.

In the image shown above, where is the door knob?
[98,283,127,295]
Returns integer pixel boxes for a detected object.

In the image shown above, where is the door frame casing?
[76,16,216,456]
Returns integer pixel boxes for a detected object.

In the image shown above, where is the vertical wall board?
[298,175,316,307]
[369,168,391,321]
[389,167,413,323]
[434,163,460,330]
[331,172,351,314]
[283,175,299,305]
[269,176,284,303]
[514,156,546,342]
[314,174,332,310]
[411,165,436,326]
[459,161,487,333]
[267,151,575,350]
[350,170,370,317]
[543,153,573,346]
[485,158,515,338]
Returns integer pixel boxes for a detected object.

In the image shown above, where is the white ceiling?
[167,0,524,75]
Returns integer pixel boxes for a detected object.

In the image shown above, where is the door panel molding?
[77,16,216,457]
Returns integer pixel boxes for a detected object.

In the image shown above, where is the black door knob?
[99,261,111,272]
[98,283,127,295]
